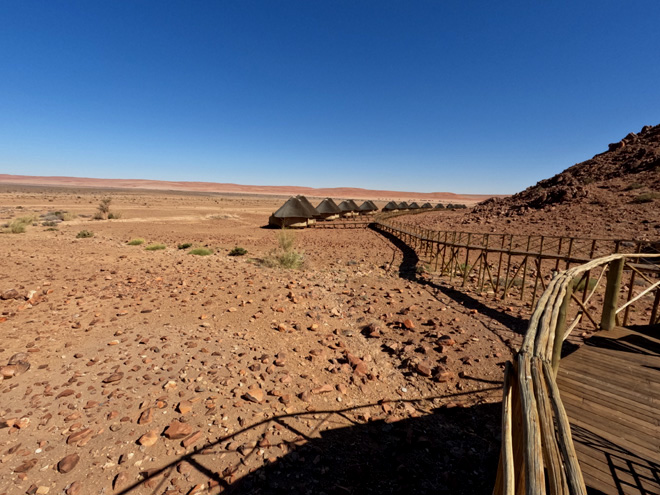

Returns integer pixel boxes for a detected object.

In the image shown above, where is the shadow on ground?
[369,224,527,335]
[117,391,501,495]
[225,401,500,495]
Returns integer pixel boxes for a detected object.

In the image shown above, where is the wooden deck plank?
[557,325,660,495]
[557,377,659,426]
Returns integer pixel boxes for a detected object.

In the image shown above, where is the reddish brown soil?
[0,186,514,495]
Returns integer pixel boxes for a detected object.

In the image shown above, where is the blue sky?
[1,1,659,194]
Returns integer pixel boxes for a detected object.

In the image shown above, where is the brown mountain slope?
[412,124,659,241]
[475,123,660,213]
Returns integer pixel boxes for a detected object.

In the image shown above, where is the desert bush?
[457,263,472,276]
[76,230,94,238]
[275,250,304,269]
[277,229,296,252]
[94,197,119,219]
[127,238,145,246]
[416,263,431,274]
[624,182,644,191]
[189,248,213,256]
[178,242,193,250]
[262,230,304,269]
[229,247,248,256]
[98,198,111,215]
[632,192,660,204]
[9,215,37,233]
[145,243,166,251]
[572,276,598,292]
[42,220,58,227]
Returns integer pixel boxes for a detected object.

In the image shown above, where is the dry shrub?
[262,229,304,269]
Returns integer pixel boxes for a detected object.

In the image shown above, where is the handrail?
[368,211,660,493]
[493,253,660,495]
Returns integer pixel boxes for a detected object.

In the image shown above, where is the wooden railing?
[373,213,660,328]
[491,252,660,495]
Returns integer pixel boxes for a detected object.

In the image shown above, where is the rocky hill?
[474,124,660,214]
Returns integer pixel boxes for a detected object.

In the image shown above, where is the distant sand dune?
[0,174,504,203]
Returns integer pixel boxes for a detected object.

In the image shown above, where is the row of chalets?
[269,195,451,228]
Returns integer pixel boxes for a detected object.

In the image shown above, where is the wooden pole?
[552,282,573,374]
[601,258,624,330]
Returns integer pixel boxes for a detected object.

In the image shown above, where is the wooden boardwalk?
[557,325,660,495]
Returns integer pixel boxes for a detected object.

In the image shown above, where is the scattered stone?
[164,420,193,440]
[244,386,264,404]
[57,453,80,474]
[138,408,154,425]
[102,372,124,384]
[138,430,159,446]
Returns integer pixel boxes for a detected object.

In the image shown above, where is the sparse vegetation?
[624,182,644,191]
[178,242,193,250]
[8,215,38,233]
[76,230,94,238]
[145,243,166,251]
[127,238,145,245]
[229,247,248,256]
[457,263,472,276]
[631,192,660,204]
[94,197,120,219]
[572,276,598,292]
[262,230,304,269]
[189,247,213,256]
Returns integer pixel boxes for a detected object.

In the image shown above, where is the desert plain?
[1,184,519,495]
[1,142,658,495]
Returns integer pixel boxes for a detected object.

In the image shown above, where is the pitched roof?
[316,198,341,214]
[296,195,319,217]
[358,200,378,212]
[421,202,433,209]
[338,199,360,212]
[398,202,409,209]
[435,203,445,209]
[408,202,420,209]
[382,201,399,211]
[272,197,314,219]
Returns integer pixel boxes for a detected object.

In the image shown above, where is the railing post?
[552,282,573,374]
[601,258,624,331]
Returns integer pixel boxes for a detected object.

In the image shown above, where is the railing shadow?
[115,390,502,495]
[571,424,660,495]
[370,224,527,335]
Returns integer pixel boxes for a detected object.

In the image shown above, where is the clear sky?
[1,1,659,194]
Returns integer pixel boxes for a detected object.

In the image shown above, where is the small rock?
[164,420,193,440]
[102,372,124,384]
[402,319,415,330]
[58,454,80,473]
[244,386,264,404]
[138,430,159,446]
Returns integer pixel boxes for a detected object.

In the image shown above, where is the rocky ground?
[0,187,517,495]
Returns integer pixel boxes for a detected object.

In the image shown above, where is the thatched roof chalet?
[358,200,378,214]
[315,198,341,220]
[295,195,318,224]
[338,199,360,217]
[382,201,399,212]
[268,197,314,228]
